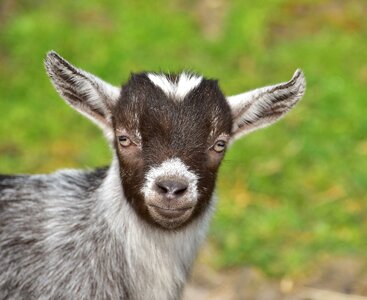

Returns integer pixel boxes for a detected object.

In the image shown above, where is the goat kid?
[0,51,306,300]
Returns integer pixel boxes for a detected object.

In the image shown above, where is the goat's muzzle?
[141,158,199,228]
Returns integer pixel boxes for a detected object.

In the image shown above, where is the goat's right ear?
[45,51,120,137]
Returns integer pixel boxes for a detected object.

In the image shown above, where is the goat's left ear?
[45,51,121,138]
[227,69,306,141]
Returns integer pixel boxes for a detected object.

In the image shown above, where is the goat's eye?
[212,140,227,153]
[118,135,132,147]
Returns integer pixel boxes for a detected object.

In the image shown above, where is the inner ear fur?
[45,51,121,132]
[226,69,306,140]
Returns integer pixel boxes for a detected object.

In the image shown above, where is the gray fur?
[0,51,305,299]
[0,158,212,299]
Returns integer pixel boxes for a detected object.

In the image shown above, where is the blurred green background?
[0,0,366,278]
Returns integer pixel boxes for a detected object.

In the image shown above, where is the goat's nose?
[155,180,188,199]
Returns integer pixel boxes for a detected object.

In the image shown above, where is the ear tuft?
[227,69,306,140]
[285,68,306,101]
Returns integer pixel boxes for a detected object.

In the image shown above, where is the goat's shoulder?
[0,167,125,298]
[0,167,108,201]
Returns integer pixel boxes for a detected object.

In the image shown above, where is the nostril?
[173,185,187,196]
[156,182,169,194]
[155,180,188,198]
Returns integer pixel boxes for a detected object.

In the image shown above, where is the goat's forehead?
[113,72,232,134]
[146,72,203,100]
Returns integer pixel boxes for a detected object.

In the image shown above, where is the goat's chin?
[145,200,196,230]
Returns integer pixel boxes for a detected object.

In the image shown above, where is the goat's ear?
[45,51,120,136]
[227,69,306,141]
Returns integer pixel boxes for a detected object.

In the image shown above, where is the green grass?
[1,0,366,278]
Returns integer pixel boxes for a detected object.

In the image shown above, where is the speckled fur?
[0,158,213,299]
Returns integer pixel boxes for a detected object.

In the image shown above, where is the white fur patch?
[141,158,199,202]
[147,73,202,100]
[98,157,213,300]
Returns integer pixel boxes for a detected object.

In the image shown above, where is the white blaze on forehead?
[147,72,203,100]
[142,158,199,200]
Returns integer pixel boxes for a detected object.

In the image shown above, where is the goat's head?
[45,51,306,230]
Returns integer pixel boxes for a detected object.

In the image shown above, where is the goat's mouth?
[147,204,195,228]
[149,204,193,218]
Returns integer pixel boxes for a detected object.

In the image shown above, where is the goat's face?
[45,51,306,230]
[112,74,232,228]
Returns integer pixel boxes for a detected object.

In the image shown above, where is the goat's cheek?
[117,151,145,187]
[207,152,225,171]
[117,148,143,168]
[196,168,217,198]
[119,162,146,208]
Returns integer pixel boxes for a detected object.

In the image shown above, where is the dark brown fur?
[113,73,232,229]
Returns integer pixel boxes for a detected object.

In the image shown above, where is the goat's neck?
[97,156,215,300]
